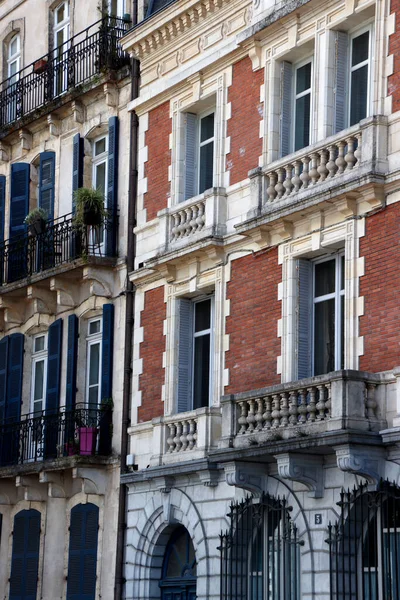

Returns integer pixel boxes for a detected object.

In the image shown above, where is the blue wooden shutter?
[184,113,197,201]
[66,315,78,411]
[9,509,41,600]
[0,175,5,243]
[297,259,312,380]
[67,503,99,600]
[6,333,24,422]
[39,151,56,221]
[334,31,349,134]
[280,62,293,158]
[72,134,84,214]
[106,116,119,257]
[46,319,63,413]
[0,336,8,424]
[101,304,114,400]
[10,163,30,239]
[177,298,193,413]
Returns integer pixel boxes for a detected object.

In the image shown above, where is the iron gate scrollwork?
[219,493,302,600]
[327,479,400,600]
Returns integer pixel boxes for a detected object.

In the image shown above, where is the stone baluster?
[187,419,196,449]
[271,394,281,428]
[298,389,308,424]
[292,160,302,192]
[180,420,189,451]
[300,156,310,189]
[174,421,183,452]
[316,384,326,420]
[171,213,180,241]
[335,141,346,174]
[283,164,293,197]
[325,383,331,416]
[280,392,289,427]
[267,172,277,202]
[354,133,362,165]
[255,398,264,431]
[309,153,319,185]
[246,399,256,432]
[275,168,285,199]
[197,202,205,230]
[307,387,317,422]
[288,390,298,426]
[184,208,192,236]
[366,383,377,419]
[238,401,248,434]
[318,149,329,182]
[177,212,186,238]
[345,137,356,170]
[327,145,338,178]
[167,423,176,452]
[190,204,198,234]
[193,427,198,448]
[263,395,272,429]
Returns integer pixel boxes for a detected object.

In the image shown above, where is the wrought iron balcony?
[0,403,113,468]
[0,210,118,287]
[0,16,130,130]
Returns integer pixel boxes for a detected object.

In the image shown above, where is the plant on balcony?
[33,58,48,74]
[24,207,48,236]
[73,187,106,226]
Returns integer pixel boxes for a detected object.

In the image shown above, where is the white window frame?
[90,135,108,254]
[197,109,215,196]
[292,57,313,152]
[348,23,373,127]
[191,296,214,410]
[311,253,345,376]
[7,33,21,83]
[53,1,70,94]
[109,0,126,17]
[31,334,48,415]
[85,318,102,408]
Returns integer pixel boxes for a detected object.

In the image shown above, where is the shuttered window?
[9,509,41,600]
[67,503,99,600]
[280,61,293,158]
[101,304,114,401]
[106,116,119,257]
[294,60,312,152]
[39,152,56,221]
[10,163,30,239]
[66,315,78,411]
[72,133,84,213]
[349,29,371,126]
[0,175,5,243]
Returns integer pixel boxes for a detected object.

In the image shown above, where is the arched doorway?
[160,526,197,600]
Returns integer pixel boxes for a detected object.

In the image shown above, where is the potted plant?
[73,187,106,227]
[24,207,48,236]
[78,425,98,456]
[33,58,48,74]
[65,438,78,456]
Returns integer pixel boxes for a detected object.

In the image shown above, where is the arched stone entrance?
[160,525,196,600]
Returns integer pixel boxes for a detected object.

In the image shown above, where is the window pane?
[352,31,369,66]
[34,361,45,401]
[89,386,99,405]
[89,320,101,335]
[200,113,214,142]
[194,299,211,332]
[193,334,210,409]
[56,29,65,48]
[341,295,344,369]
[341,255,345,290]
[294,94,310,151]
[350,66,368,125]
[42,160,53,184]
[314,299,335,375]
[89,343,100,385]
[296,62,311,94]
[94,162,106,195]
[199,142,214,193]
[10,37,19,56]
[9,61,18,77]
[314,260,335,297]
[94,138,106,156]
[34,336,45,353]
[56,3,65,23]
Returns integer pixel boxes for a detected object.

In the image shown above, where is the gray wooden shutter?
[334,31,349,134]
[297,259,312,380]
[177,298,193,413]
[184,113,197,201]
[72,134,84,214]
[280,61,293,158]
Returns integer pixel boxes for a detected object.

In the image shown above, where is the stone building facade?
[0,1,132,598]
[120,0,400,599]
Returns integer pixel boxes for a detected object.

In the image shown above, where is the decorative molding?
[335,444,385,486]
[50,277,77,309]
[197,468,219,487]
[19,128,32,152]
[72,467,107,495]
[275,453,324,498]
[72,100,85,124]
[39,472,66,498]
[15,475,47,501]
[47,114,60,137]
[153,475,175,494]
[224,460,267,496]
[0,141,10,162]
[104,82,118,108]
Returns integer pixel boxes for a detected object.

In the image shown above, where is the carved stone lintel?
[72,100,85,124]
[275,453,324,498]
[335,444,385,487]
[197,469,219,487]
[224,461,267,497]
[72,467,107,495]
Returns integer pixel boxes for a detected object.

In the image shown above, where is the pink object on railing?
[79,427,98,456]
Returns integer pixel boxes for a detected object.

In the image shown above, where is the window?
[9,509,41,600]
[349,28,371,126]
[160,527,196,598]
[31,334,47,415]
[53,1,70,95]
[109,0,126,17]
[90,135,108,252]
[280,58,313,156]
[67,503,99,600]
[298,253,344,378]
[177,297,213,412]
[184,111,215,200]
[7,33,20,83]
[86,319,102,406]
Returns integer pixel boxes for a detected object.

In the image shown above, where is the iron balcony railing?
[0,209,118,286]
[0,16,130,128]
[0,403,113,467]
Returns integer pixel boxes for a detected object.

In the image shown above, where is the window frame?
[197,109,215,196]
[311,253,345,376]
[292,56,313,153]
[347,23,373,128]
[30,333,48,415]
[109,0,126,17]
[7,33,21,83]
[191,296,214,411]
[85,318,102,408]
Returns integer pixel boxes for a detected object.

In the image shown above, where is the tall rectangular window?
[294,60,312,151]
[54,1,70,95]
[184,110,215,200]
[312,255,345,376]
[90,135,108,252]
[31,334,47,414]
[198,113,215,194]
[349,29,371,126]
[86,319,102,406]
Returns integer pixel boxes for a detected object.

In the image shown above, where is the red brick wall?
[388,0,400,112]
[138,286,166,422]
[144,102,171,221]
[226,57,264,186]
[359,203,400,373]
[225,248,281,394]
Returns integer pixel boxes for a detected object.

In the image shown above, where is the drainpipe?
[114,3,139,597]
